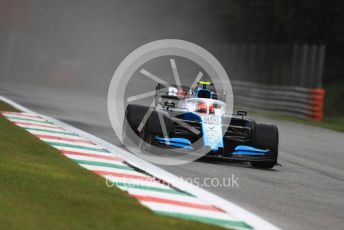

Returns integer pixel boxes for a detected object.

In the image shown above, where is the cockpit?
[194,81,218,100]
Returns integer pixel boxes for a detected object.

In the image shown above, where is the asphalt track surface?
[1,83,344,230]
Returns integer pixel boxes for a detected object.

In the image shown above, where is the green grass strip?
[156,211,253,229]
[73,159,134,171]
[0,101,20,111]
[115,182,195,197]
[25,127,79,136]
[4,115,52,124]
[46,141,110,153]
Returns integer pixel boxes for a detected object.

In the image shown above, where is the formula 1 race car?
[123,81,279,168]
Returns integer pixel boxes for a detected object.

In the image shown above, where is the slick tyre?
[122,104,150,146]
[251,123,279,169]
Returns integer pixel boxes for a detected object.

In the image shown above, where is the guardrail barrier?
[232,80,325,121]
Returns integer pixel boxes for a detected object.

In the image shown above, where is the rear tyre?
[251,123,279,169]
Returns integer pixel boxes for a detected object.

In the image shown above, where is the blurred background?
[0,0,343,124]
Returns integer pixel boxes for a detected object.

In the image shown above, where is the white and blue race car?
[124,81,279,168]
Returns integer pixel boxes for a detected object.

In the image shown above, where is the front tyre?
[251,123,279,169]
[122,104,150,147]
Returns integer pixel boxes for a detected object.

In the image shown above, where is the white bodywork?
[157,86,227,150]
[182,98,226,150]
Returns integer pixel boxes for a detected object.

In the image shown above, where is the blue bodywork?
[155,136,193,149]
[200,116,224,151]
[232,145,269,156]
[154,135,269,156]
[179,111,224,151]
[154,111,270,156]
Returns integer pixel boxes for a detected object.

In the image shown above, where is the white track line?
[80,165,149,177]
[15,123,64,131]
[140,202,232,220]
[105,176,174,190]
[26,129,80,138]
[51,146,109,155]
[125,188,210,204]
[64,154,126,166]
